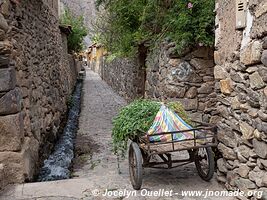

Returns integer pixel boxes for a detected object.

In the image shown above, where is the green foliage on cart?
[112,99,192,158]
[168,101,192,125]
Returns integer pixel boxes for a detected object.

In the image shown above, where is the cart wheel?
[194,147,215,181]
[128,142,143,190]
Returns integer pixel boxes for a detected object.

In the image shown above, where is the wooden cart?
[128,121,218,190]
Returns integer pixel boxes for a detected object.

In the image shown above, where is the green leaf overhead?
[95,0,215,57]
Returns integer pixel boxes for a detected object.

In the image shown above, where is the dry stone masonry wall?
[215,0,267,197]
[94,56,146,101]
[145,42,215,121]
[0,0,78,188]
[91,43,215,115]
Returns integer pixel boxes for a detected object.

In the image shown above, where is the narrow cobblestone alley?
[0,69,233,200]
[72,69,127,179]
[70,69,233,200]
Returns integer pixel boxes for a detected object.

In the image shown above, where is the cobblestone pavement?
[72,69,234,200]
[0,69,234,200]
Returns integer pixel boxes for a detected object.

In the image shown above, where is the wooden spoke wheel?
[128,142,143,190]
[194,147,215,181]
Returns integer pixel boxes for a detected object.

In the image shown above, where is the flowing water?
[37,81,82,181]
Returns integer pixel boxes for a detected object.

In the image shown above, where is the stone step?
[0,178,92,200]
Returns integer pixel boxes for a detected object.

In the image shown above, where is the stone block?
[230,72,244,83]
[0,113,23,151]
[247,88,261,108]
[0,29,6,41]
[217,105,230,118]
[0,87,22,115]
[258,111,267,122]
[0,163,3,189]
[218,131,236,148]
[198,102,207,111]
[218,143,237,160]
[0,151,25,187]
[0,40,12,54]
[253,139,267,158]
[235,145,251,159]
[185,87,197,99]
[220,79,233,95]
[189,112,202,122]
[180,98,198,111]
[262,174,267,187]
[0,55,9,67]
[0,67,16,92]
[203,76,214,82]
[164,85,186,98]
[263,37,267,49]
[217,158,228,173]
[237,164,250,178]
[190,58,214,70]
[231,96,240,110]
[262,122,267,134]
[21,137,39,180]
[231,61,246,72]
[254,1,267,18]
[259,159,267,168]
[246,66,258,73]
[227,171,239,187]
[197,82,214,94]
[0,0,10,17]
[249,168,266,187]
[261,50,267,66]
[259,65,267,82]
[235,178,257,191]
[240,41,262,65]
[209,115,221,124]
[168,58,180,67]
[0,13,8,32]
[251,11,267,38]
[249,71,265,89]
[217,174,227,183]
[214,51,223,65]
[239,121,255,140]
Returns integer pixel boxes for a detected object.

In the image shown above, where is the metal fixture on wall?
[236,0,247,29]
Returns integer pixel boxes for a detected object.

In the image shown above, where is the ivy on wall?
[94,0,215,57]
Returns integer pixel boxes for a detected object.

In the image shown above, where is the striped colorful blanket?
[147,104,194,142]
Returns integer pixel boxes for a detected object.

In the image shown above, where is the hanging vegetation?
[94,0,215,57]
[60,8,88,53]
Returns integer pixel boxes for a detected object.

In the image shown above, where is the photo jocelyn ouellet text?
[89,188,264,198]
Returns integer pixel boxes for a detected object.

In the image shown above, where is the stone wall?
[43,0,59,15]
[90,43,215,108]
[145,42,215,121]
[215,0,267,197]
[91,55,146,101]
[0,0,78,188]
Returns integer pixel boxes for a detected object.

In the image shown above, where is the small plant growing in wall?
[60,8,88,53]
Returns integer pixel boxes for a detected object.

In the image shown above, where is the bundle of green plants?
[112,99,192,157]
